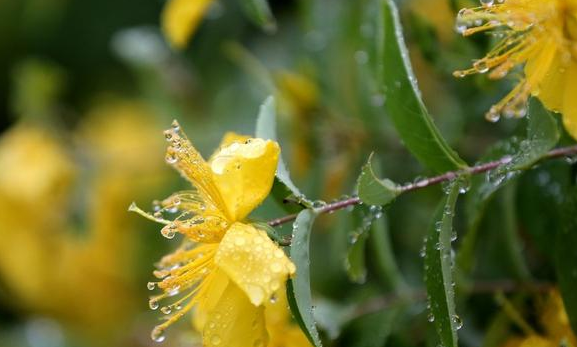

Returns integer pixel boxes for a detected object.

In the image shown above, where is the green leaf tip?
[357,153,401,206]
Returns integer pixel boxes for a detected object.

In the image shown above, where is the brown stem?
[267,144,577,228]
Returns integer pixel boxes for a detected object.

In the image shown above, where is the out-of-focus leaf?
[379,0,467,173]
[555,186,577,334]
[424,180,462,347]
[457,139,521,274]
[338,307,400,347]
[357,154,401,206]
[508,98,559,170]
[287,209,322,347]
[255,96,311,207]
[240,0,276,33]
[313,299,355,340]
[369,214,407,293]
[458,102,558,274]
[345,205,384,284]
[516,162,568,260]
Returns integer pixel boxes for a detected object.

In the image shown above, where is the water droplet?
[354,50,369,64]
[428,312,435,322]
[165,152,178,164]
[270,293,278,304]
[210,335,222,345]
[480,0,494,7]
[163,130,173,141]
[312,200,327,208]
[147,282,156,291]
[161,225,176,239]
[161,306,172,315]
[485,107,501,122]
[474,60,489,73]
[451,229,458,242]
[149,299,159,310]
[171,120,180,132]
[452,315,463,330]
[150,327,165,342]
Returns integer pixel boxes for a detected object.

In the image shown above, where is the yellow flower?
[453,0,577,139]
[132,122,296,345]
[498,289,576,347]
[265,290,313,347]
[162,0,214,49]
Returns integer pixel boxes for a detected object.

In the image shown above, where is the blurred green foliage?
[0,0,576,347]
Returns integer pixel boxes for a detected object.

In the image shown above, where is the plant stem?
[267,144,577,228]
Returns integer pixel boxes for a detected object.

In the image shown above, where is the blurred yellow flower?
[499,289,576,347]
[162,0,214,49]
[0,100,171,341]
[454,0,577,139]
[133,122,296,345]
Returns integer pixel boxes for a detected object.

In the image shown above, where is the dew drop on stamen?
[161,225,176,239]
[165,152,178,164]
[485,107,501,122]
[147,282,156,290]
[171,120,180,132]
[474,60,489,73]
[480,0,494,8]
[151,326,165,342]
[149,299,159,310]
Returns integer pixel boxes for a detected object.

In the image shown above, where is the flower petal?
[161,0,214,49]
[525,39,562,112]
[215,223,296,306]
[203,280,268,347]
[210,139,280,221]
[562,63,577,141]
[193,269,229,332]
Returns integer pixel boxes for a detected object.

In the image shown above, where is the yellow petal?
[161,0,214,49]
[208,132,251,162]
[210,139,280,221]
[203,280,268,347]
[193,269,229,332]
[562,63,577,141]
[215,223,296,306]
[525,40,562,112]
[265,290,313,347]
[518,336,556,347]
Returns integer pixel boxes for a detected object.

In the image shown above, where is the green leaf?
[379,0,467,173]
[457,137,523,274]
[458,101,558,274]
[255,96,312,207]
[424,180,462,347]
[357,154,401,206]
[338,307,401,347]
[369,214,407,293]
[344,205,383,284]
[287,209,322,347]
[240,0,276,33]
[555,186,577,335]
[508,98,559,170]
